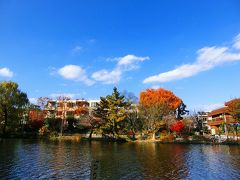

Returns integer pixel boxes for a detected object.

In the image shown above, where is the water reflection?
[0,139,239,179]
[133,143,189,179]
[185,145,240,179]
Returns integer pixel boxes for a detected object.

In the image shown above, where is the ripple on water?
[0,140,240,179]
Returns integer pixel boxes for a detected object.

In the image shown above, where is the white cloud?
[58,65,94,86]
[71,45,82,55]
[0,67,13,78]
[233,33,240,50]
[92,69,122,84]
[191,103,223,112]
[57,55,148,85]
[92,54,149,84]
[143,34,240,84]
[117,54,149,66]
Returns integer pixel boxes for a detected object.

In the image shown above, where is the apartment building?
[88,100,100,109]
[208,105,237,135]
[197,111,209,128]
[45,99,100,119]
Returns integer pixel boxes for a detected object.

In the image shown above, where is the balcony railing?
[208,117,237,126]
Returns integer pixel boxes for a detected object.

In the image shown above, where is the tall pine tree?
[94,87,129,138]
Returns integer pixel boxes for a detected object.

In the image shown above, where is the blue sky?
[0,0,240,111]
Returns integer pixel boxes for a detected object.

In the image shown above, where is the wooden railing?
[208,117,237,126]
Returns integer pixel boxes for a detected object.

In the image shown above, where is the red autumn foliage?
[25,110,45,132]
[25,119,44,131]
[75,107,89,116]
[170,121,185,133]
[29,110,45,121]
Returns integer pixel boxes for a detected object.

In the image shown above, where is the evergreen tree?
[94,87,129,137]
[176,102,189,120]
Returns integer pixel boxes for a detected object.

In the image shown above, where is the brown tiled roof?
[208,106,230,117]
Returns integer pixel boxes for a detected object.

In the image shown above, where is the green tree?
[94,87,129,138]
[66,116,78,132]
[176,102,189,120]
[0,81,29,135]
[44,117,61,133]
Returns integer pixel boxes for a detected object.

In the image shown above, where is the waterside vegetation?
[0,81,240,144]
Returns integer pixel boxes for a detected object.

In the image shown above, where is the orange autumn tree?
[225,98,240,123]
[139,88,182,140]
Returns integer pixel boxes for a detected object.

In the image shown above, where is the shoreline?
[1,134,240,145]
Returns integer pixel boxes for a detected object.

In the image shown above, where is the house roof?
[208,106,230,117]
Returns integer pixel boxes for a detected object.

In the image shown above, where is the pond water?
[0,139,239,179]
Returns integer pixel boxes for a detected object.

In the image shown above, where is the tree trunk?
[112,130,115,138]
[112,120,115,138]
[89,129,93,139]
[152,131,156,140]
[235,125,238,140]
[132,129,136,140]
[60,118,64,136]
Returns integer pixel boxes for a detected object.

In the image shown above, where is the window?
[67,103,74,108]
[57,111,62,116]
[57,103,63,108]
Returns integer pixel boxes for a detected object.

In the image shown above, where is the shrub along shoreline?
[1,81,240,145]
[1,133,240,145]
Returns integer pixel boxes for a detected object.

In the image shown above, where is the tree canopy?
[225,98,240,122]
[0,81,29,134]
[139,88,182,140]
[140,88,182,110]
[94,87,129,137]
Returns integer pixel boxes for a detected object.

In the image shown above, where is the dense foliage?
[1,80,239,142]
[94,87,129,138]
[170,121,185,134]
[139,88,182,139]
[225,98,240,122]
[0,81,29,135]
